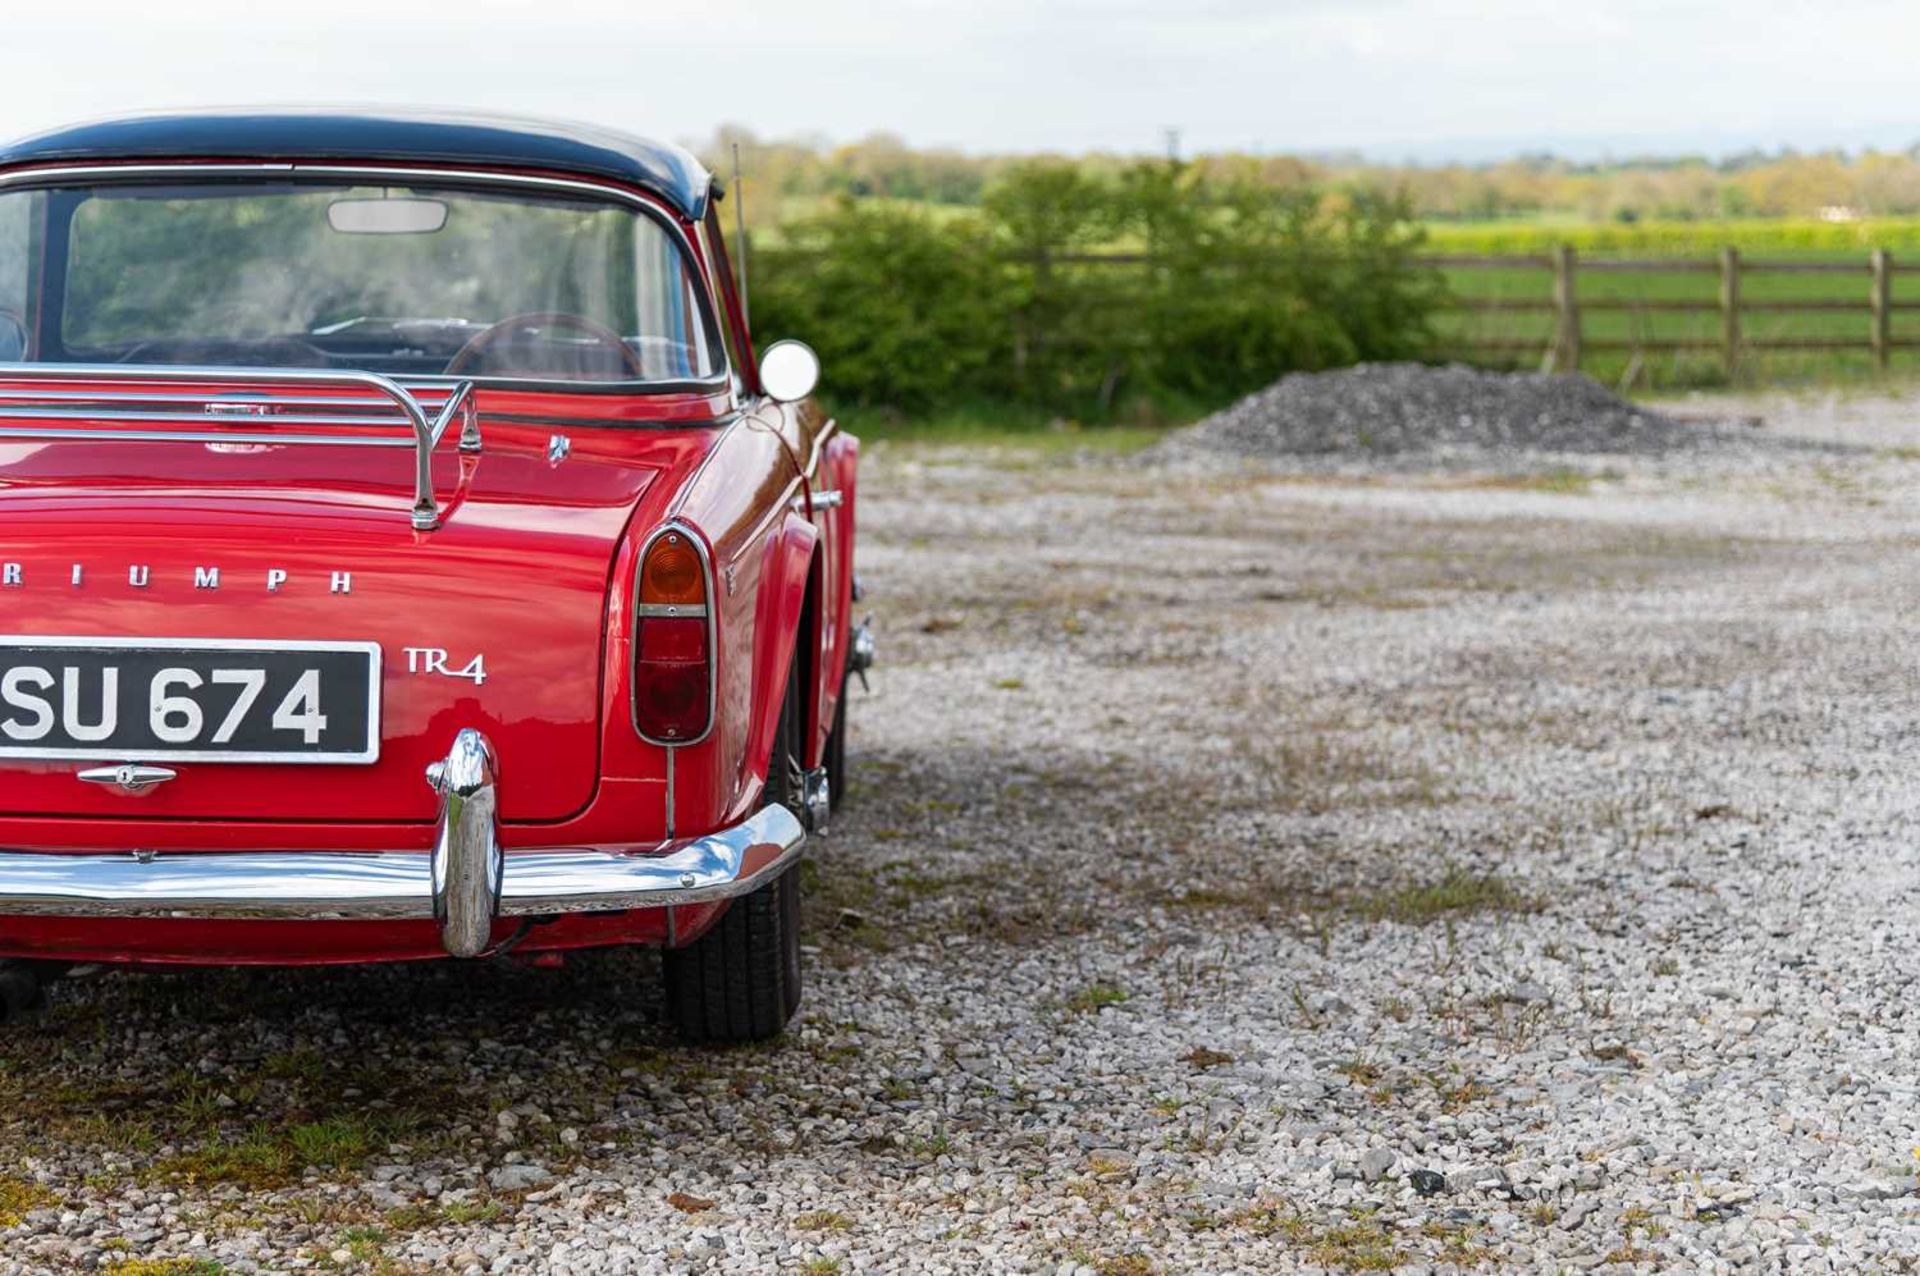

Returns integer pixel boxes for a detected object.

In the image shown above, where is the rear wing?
[0,364,479,530]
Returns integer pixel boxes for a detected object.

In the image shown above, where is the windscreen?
[0,180,723,384]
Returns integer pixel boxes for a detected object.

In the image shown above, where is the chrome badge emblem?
[404,647,488,686]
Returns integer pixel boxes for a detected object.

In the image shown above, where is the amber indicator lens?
[641,533,706,606]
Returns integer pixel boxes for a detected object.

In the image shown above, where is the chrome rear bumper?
[0,729,806,958]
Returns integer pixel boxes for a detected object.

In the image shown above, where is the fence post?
[1014,248,1043,383]
[1718,247,1741,382]
[1872,248,1892,373]
[1550,245,1579,373]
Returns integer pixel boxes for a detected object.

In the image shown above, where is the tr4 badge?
[403,647,487,686]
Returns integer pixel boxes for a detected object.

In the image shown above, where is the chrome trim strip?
[0,803,807,922]
[0,420,422,440]
[0,389,460,409]
[631,520,718,747]
[0,365,474,531]
[483,410,740,432]
[803,414,839,484]
[0,636,382,764]
[636,603,707,619]
[690,217,745,414]
[664,744,676,839]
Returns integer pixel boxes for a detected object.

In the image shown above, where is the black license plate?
[0,638,380,763]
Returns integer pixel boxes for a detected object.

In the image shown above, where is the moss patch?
[1359,870,1534,924]
[0,1175,55,1226]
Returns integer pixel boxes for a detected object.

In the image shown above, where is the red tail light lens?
[635,617,709,740]
[634,525,714,743]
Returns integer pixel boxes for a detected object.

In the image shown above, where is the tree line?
[701,126,1920,228]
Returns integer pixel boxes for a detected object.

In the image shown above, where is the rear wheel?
[663,661,805,1043]
[0,961,59,1025]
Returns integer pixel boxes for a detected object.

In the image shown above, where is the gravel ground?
[9,388,1920,1273]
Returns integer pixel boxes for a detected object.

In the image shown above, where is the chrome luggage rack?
[0,364,479,531]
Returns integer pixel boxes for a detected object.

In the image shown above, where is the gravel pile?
[1149,362,1740,467]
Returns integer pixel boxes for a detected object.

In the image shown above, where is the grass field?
[843,404,1170,452]
[1424,216,1920,257]
[1424,218,1920,390]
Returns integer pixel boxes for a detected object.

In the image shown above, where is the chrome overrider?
[0,729,807,958]
[426,729,504,958]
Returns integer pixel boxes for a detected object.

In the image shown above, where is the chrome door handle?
[791,490,844,513]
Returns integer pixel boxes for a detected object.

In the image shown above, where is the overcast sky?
[3,1,1915,162]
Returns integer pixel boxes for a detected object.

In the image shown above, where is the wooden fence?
[1426,247,1916,378]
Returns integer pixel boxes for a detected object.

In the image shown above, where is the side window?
[630,217,719,381]
[702,206,753,394]
[0,192,28,359]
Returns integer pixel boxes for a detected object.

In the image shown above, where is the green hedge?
[750,161,1443,421]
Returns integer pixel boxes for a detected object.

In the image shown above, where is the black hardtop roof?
[0,108,716,218]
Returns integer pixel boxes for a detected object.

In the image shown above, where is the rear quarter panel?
[665,409,807,830]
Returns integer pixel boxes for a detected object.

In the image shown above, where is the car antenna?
[732,141,751,331]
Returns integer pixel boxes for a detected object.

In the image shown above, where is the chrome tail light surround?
[631,520,718,746]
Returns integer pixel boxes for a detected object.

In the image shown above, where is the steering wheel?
[445,312,645,379]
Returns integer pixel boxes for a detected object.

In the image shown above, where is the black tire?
[0,961,53,1024]
[662,662,805,1043]
[662,862,802,1043]
[825,691,847,813]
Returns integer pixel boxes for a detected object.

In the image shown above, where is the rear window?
[0,179,725,385]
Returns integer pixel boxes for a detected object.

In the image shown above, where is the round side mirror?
[759,339,821,404]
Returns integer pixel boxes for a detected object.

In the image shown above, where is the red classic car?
[0,109,869,1041]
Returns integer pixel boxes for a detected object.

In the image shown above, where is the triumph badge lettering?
[0,563,355,592]
[0,639,381,763]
